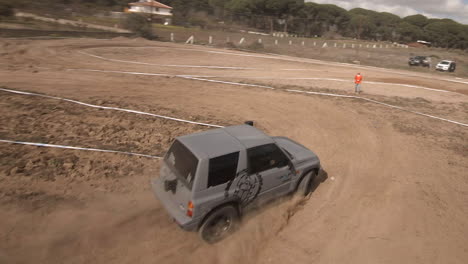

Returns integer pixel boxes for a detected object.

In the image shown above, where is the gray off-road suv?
[151,124,321,243]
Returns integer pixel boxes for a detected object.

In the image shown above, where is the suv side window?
[247,144,289,174]
[208,152,240,188]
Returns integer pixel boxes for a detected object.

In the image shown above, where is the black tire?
[297,171,316,196]
[199,205,239,244]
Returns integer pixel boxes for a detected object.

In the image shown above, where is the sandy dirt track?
[0,38,467,264]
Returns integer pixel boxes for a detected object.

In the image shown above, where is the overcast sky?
[306,0,468,24]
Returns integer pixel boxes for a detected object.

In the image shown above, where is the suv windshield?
[165,140,198,189]
[440,61,450,65]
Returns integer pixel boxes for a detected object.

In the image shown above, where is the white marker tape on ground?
[185,77,466,127]
[286,89,468,127]
[78,51,456,94]
[445,79,468,85]
[60,69,467,127]
[286,89,354,98]
[104,46,468,85]
[74,58,459,94]
[0,139,161,159]
[280,69,321,71]
[79,51,457,94]
[195,76,454,94]
[68,68,217,79]
[256,78,451,94]
[364,81,450,93]
[80,51,257,70]
[180,76,275,89]
[0,87,223,128]
[68,68,275,90]
[170,47,468,86]
[86,47,468,88]
[71,68,172,77]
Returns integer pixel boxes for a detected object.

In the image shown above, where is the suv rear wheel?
[199,205,239,243]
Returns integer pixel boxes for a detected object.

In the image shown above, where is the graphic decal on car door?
[225,169,263,206]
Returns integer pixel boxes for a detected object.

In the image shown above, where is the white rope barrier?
[79,51,257,70]
[286,89,468,127]
[0,139,161,159]
[0,87,223,128]
[80,50,463,95]
[63,69,468,127]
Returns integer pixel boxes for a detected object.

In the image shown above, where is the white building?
[128,0,172,17]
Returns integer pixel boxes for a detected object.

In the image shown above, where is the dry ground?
[151,27,468,78]
[0,37,467,264]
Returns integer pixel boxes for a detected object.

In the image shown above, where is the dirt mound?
[111,36,130,41]
[408,42,429,48]
[0,39,57,69]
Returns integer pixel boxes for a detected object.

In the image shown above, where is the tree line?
[159,0,468,50]
[4,0,468,50]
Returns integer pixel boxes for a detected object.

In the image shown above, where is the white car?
[436,60,456,72]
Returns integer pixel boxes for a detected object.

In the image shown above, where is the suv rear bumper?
[151,178,199,231]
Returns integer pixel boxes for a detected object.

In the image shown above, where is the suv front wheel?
[297,171,316,196]
[199,205,239,243]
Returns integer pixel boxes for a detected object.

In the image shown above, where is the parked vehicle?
[152,124,321,243]
[408,56,430,67]
[435,60,456,72]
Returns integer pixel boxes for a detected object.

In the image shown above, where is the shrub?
[224,42,237,49]
[122,13,155,39]
[247,42,264,51]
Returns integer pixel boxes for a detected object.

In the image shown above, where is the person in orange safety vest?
[354,73,363,94]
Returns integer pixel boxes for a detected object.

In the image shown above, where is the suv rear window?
[165,140,198,189]
[208,152,239,188]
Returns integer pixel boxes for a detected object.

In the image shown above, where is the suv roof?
[178,125,274,159]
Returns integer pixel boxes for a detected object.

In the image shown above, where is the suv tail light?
[187,201,194,217]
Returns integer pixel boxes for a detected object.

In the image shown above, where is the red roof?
[129,1,172,9]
